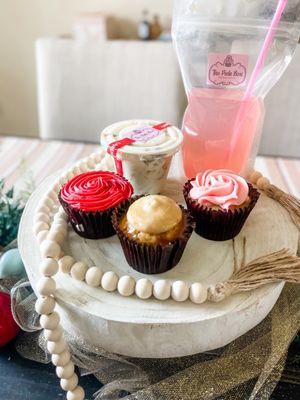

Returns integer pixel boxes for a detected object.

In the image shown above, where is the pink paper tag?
[207,53,249,87]
[125,126,162,143]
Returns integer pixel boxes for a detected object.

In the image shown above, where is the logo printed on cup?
[207,53,248,87]
[125,126,162,143]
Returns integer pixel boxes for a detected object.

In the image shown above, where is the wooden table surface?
[0,135,299,399]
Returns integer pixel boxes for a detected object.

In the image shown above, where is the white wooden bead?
[48,229,65,245]
[56,361,75,379]
[59,256,75,274]
[40,240,61,258]
[53,218,68,228]
[153,280,171,301]
[171,281,189,302]
[85,267,103,287]
[40,311,60,330]
[60,374,79,392]
[73,166,81,175]
[66,171,74,180]
[35,296,55,315]
[37,277,56,296]
[37,230,49,244]
[189,283,208,304]
[101,271,119,292]
[43,197,54,209]
[52,349,71,367]
[47,337,67,354]
[250,170,263,184]
[53,183,61,193]
[78,162,89,172]
[66,386,85,400]
[40,258,59,276]
[54,211,68,222]
[34,221,50,235]
[91,152,102,162]
[44,326,63,342]
[87,158,95,168]
[47,190,58,201]
[34,212,50,224]
[71,262,89,281]
[135,279,152,300]
[257,177,270,190]
[117,276,135,297]
[37,205,50,214]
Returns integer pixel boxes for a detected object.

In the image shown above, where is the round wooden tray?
[19,162,299,358]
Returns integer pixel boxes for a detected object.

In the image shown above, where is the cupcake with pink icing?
[183,170,260,241]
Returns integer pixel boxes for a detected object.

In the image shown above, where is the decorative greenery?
[0,173,35,249]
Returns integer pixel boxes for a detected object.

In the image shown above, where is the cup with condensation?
[100,120,183,194]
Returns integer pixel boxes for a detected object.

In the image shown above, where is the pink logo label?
[125,126,162,143]
[207,53,248,87]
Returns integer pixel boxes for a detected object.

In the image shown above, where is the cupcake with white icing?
[112,195,195,274]
[183,170,260,241]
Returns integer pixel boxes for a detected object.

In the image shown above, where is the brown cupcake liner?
[58,193,117,239]
[112,196,195,274]
[183,181,260,242]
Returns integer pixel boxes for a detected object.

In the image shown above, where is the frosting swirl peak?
[189,170,249,210]
[60,171,133,212]
[127,195,182,234]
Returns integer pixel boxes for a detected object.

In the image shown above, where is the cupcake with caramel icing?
[59,171,133,239]
[112,195,195,274]
[183,170,260,241]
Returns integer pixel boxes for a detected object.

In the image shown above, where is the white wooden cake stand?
[18,156,299,359]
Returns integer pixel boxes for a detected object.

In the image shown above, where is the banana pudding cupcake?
[112,195,195,274]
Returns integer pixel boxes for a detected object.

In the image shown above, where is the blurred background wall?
[0,0,173,138]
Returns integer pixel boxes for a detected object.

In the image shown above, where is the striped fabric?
[0,136,299,198]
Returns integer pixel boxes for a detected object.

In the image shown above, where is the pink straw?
[229,0,288,162]
[244,0,288,101]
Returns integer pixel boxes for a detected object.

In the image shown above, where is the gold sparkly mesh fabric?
[9,277,300,400]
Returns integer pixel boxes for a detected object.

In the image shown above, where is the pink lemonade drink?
[182,88,265,178]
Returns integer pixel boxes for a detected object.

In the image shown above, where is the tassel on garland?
[248,171,300,231]
[208,249,300,302]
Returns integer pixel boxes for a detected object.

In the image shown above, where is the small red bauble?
[0,291,20,346]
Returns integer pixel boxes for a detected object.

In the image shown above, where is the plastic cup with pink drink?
[100,120,183,195]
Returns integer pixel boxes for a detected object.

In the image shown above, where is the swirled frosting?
[60,171,133,212]
[189,170,249,210]
[127,195,182,235]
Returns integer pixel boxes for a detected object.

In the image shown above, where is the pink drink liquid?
[182,88,265,178]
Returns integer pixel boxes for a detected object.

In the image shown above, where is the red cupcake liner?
[59,193,117,239]
[183,181,260,241]
[112,196,195,274]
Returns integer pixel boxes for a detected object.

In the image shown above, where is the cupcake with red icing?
[59,171,133,239]
[183,170,260,241]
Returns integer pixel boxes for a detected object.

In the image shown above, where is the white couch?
[36,38,186,143]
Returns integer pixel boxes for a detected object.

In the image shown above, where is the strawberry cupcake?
[183,170,260,241]
[59,171,133,239]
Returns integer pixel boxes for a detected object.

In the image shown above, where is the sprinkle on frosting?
[127,195,182,235]
[60,171,133,212]
[189,170,249,211]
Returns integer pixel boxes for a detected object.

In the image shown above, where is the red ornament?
[0,291,20,346]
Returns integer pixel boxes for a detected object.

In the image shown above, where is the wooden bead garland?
[153,280,171,301]
[135,279,152,299]
[66,386,85,400]
[37,277,56,296]
[35,296,56,315]
[117,275,135,297]
[44,326,63,342]
[171,281,189,302]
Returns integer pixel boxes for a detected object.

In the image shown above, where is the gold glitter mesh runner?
[7,277,300,400]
